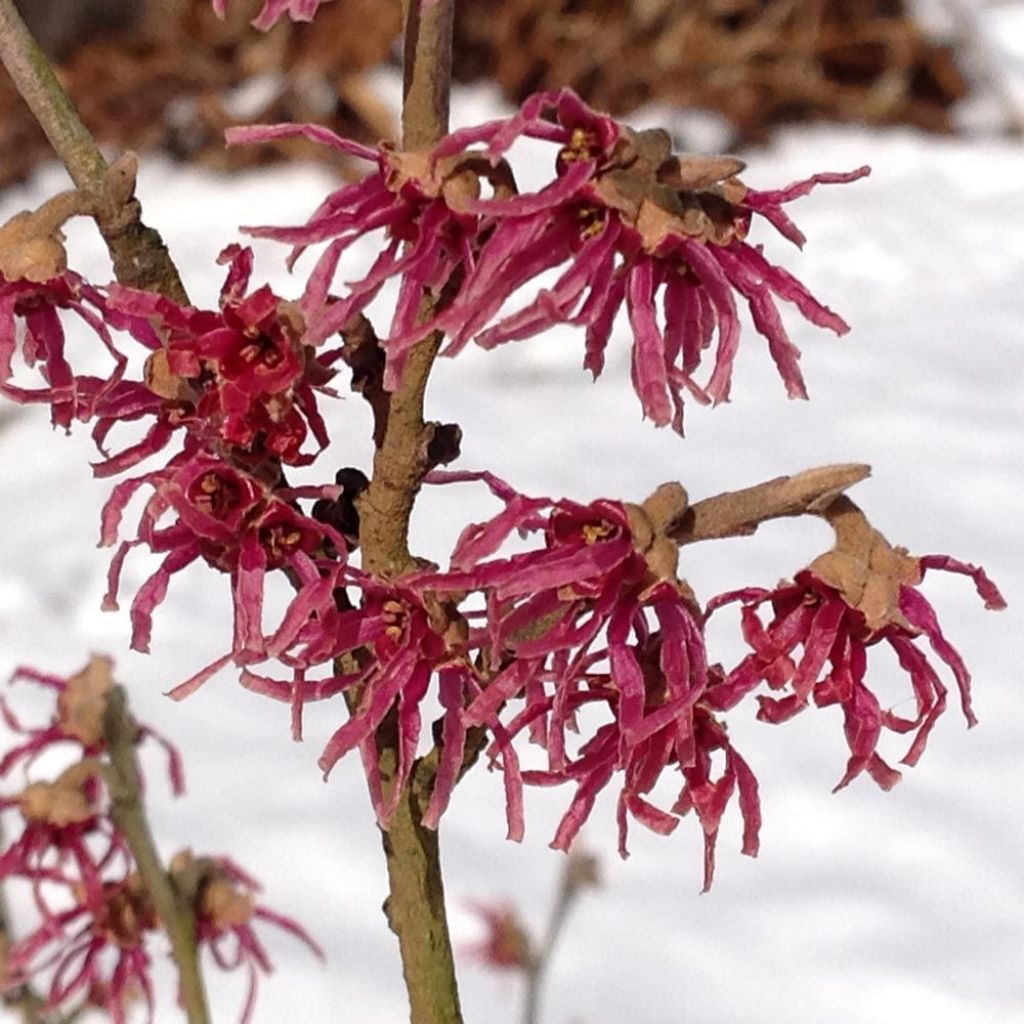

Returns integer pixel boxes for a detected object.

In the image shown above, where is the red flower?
[0,271,126,432]
[104,245,333,474]
[100,452,348,662]
[707,513,1005,791]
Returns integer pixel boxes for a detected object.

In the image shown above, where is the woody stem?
[102,687,211,1024]
[355,2,463,1023]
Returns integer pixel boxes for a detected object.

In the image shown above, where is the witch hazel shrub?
[0,0,1004,1020]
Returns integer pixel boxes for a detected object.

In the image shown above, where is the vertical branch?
[0,0,187,301]
[359,0,455,577]
[352,2,464,1023]
[102,687,211,1024]
[380,748,463,1024]
[401,0,455,152]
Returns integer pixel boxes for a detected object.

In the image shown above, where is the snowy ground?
[1,67,1023,1024]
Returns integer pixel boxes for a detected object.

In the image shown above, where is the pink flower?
[243,577,477,828]
[1,660,319,1024]
[410,473,761,884]
[707,537,1005,791]
[463,901,533,971]
[0,759,129,903]
[226,121,490,386]
[0,657,182,901]
[182,852,324,1024]
[233,90,867,428]
[99,451,348,662]
[2,871,159,1022]
[0,271,125,431]
[212,0,335,31]
[0,656,183,790]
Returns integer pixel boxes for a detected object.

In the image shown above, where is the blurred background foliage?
[1,0,1014,188]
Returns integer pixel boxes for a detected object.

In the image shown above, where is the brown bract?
[811,498,923,633]
[200,877,254,929]
[19,758,102,826]
[625,481,691,590]
[58,654,116,747]
[86,874,158,948]
[144,348,200,403]
[383,145,517,212]
[593,127,748,250]
[169,849,254,929]
[0,188,91,282]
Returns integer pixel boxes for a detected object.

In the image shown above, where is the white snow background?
[1,38,1023,1024]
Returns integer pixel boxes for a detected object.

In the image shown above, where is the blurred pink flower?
[185,853,324,1024]
[212,0,335,31]
[463,901,533,971]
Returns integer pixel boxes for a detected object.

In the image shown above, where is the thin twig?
[377,732,464,1024]
[521,849,599,1024]
[401,0,455,152]
[0,0,187,301]
[101,687,211,1024]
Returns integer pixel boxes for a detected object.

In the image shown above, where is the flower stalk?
[101,687,212,1024]
[0,0,187,302]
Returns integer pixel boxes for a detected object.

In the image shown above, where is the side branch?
[101,688,211,1024]
[0,0,187,302]
[671,463,871,546]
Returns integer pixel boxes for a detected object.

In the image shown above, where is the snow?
[1,73,1023,1024]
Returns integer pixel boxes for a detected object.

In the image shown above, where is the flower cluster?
[167,460,1001,887]
[0,657,319,1022]
[0,202,347,676]
[408,474,760,886]
[0,84,1003,891]
[233,89,868,429]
